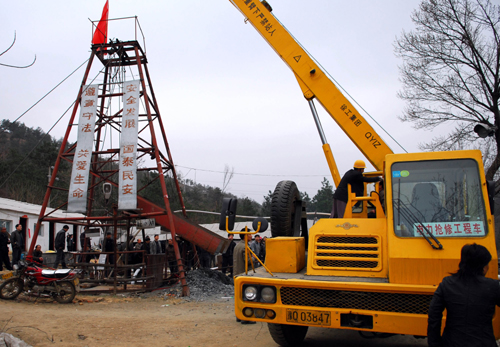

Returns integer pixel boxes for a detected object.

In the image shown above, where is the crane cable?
[276,17,408,154]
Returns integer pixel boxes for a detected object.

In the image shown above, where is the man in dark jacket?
[221,234,236,276]
[66,234,74,252]
[144,236,151,254]
[53,225,69,268]
[32,244,43,264]
[331,160,381,218]
[0,227,12,270]
[103,232,114,263]
[10,224,24,266]
[166,239,178,277]
[150,235,162,255]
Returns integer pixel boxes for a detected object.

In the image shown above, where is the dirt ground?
[0,293,270,347]
[0,292,432,347]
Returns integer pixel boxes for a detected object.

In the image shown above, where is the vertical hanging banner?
[67,84,99,213]
[118,80,140,210]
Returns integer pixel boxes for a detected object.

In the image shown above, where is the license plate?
[1,272,13,280]
[286,309,331,326]
[73,278,79,286]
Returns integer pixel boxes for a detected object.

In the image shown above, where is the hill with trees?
[0,120,336,223]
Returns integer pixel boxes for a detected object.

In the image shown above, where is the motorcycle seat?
[41,269,72,278]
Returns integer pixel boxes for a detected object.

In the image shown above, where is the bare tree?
[1,31,36,68]
[222,164,234,194]
[394,0,500,181]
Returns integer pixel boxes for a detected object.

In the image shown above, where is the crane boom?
[230,0,394,172]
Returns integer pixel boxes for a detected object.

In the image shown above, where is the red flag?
[92,0,109,45]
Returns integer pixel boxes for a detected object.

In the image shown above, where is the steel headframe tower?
[28,37,191,296]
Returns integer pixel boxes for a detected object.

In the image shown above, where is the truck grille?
[313,236,381,270]
[280,287,432,315]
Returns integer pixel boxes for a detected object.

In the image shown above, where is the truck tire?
[271,180,300,237]
[268,323,308,347]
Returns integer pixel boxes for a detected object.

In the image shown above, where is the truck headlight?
[244,286,258,301]
[261,287,276,303]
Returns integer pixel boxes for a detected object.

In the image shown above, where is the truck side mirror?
[252,217,268,233]
[219,198,237,231]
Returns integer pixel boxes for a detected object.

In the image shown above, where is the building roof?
[0,197,84,219]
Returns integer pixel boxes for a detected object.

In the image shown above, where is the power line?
[175,165,330,178]
[13,58,90,123]
[0,64,105,190]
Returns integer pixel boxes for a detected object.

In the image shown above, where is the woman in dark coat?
[427,243,500,347]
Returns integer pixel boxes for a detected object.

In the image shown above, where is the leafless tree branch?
[395,0,500,179]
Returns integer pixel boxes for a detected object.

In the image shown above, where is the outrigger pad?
[219,198,238,231]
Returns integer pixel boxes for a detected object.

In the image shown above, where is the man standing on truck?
[331,160,381,218]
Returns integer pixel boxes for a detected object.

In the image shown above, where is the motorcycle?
[0,260,81,303]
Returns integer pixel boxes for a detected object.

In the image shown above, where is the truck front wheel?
[268,323,308,347]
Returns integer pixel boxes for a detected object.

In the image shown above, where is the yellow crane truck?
[227,1,500,345]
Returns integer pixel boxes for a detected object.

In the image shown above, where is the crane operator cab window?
[391,159,487,238]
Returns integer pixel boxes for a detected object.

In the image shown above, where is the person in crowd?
[222,234,236,276]
[134,239,143,250]
[66,234,74,252]
[10,224,24,266]
[250,235,262,268]
[79,228,92,263]
[104,232,114,263]
[233,231,256,325]
[427,243,500,346]
[197,246,211,269]
[54,225,69,269]
[144,236,151,254]
[331,160,381,218]
[103,232,115,276]
[32,244,43,264]
[0,227,12,271]
[166,239,178,277]
[150,235,162,255]
[260,236,267,263]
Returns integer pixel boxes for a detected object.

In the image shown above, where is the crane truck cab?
[233,149,498,345]
[227,0,499,345]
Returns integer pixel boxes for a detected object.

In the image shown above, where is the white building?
[0,197,84,253]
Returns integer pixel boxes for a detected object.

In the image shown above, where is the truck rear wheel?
[271,180,300,237]
[268,323,308,347]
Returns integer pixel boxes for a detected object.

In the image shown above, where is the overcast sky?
[0,0,433,205]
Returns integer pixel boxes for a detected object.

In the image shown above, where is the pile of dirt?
[128,268,234,301]
[184,268,234,301]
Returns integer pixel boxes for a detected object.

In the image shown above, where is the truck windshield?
[391,159,487,238]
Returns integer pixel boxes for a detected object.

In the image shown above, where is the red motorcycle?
[0,260,80,303]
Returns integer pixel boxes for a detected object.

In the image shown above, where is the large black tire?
[0,277,23,300]
[271,181,300,237]
[268,323,308,347]
[54,281,76,304]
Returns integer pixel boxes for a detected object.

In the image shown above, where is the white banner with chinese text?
[67,84,99,213]
[414,221,485,237]
[118,80,140,210]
